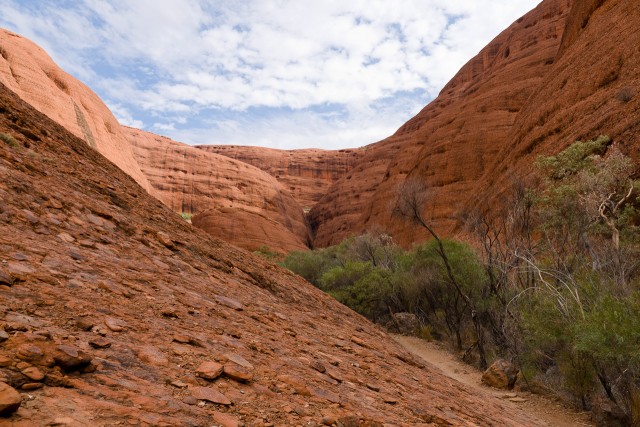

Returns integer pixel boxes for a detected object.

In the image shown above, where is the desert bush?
[253,245,283,262]
[0,132,19,148]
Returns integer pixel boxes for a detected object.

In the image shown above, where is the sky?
[0,1,540,149]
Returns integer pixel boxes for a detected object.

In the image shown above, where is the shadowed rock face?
[0,82,546,426]
[0,28,153,195]
[310,0,640,248]
[198,145,364,210]
[479,0,640,206]
[125,127,311,254]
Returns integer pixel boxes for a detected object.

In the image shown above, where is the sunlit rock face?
[126,127,311,253]
[0,28,153,194]
[198,145,364,211]
[310,0,640,248]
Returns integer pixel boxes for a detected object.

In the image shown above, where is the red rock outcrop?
[0,82,546,426]
[310,0,640,248]
[199,145,364,210]
[0,28,153,194]
[125,127,311,254]
[478,0,640,206]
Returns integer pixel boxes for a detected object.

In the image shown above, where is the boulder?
[481,359,519,390]
[53,345,92,371]
[0,382,21,416]
[591,396,629,427]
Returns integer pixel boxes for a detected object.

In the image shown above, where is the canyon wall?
[310,0,573,246]
[310,0,640,248]
[198,145,364,210]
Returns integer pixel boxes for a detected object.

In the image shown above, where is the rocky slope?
[310,0,640,248]
[0,82,547,426]
[125,127,311,254]
[199,145,364,210]
[0,28,153,195]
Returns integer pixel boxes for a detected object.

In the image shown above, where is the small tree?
[394,179,489,368]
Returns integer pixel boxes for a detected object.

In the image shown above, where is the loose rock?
[223,363,253,382]
[104,318,126,332]
[53,345,92,371]
[21,366,45,381]
[481,359,519,390]
[190,386,231,405]
[88,337,111,349]
[0,382,21,416]
[195,361,224,381]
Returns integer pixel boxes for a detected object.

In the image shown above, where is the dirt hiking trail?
[393,335,594,427]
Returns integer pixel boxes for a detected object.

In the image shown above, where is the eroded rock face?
[0,82,545,426]
[125,127,310,254]
[310,0,640,249]
[0,29,153,194]
[199,145,364,210]
[310,0,573,247]
[0,383,21,416]
[477,0,640,212]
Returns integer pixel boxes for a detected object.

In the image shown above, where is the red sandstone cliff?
[0,28,153,194]
[198,145,364,210]
[0,28,312,254]
[125,128,311,254]
[310,0,639,247]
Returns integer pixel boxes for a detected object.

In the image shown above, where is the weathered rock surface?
[310,0,640,248]
[0,82,544,425]
[125,127,311,254]
[199,145,363,210]
[0,28,153,194]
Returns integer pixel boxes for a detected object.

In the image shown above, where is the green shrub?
[418,325,433,341]
[253,245,283,262]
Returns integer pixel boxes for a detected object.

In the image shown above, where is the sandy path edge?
[392,335,594,427]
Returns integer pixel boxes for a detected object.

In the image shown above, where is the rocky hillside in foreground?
[0,82,546,426]
[125,127,311,254]
[310,0,640,247]
[199,145,364,210]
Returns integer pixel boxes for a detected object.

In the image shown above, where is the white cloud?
[0,0,541,149]
[109,103,144,129]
